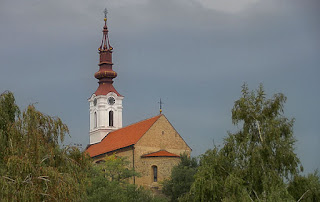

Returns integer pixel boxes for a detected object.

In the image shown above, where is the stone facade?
[134,115,191,188]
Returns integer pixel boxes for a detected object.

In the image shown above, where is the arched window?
[109,110,114,126]
[152,165,158,182]
[94,112,97,128]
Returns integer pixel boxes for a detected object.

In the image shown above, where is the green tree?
[183,84,302,201]
[288,170,320,201]
[98,154,139,182]
[0,91,92,201]
[162,154,198,201]
[0,91,20,163]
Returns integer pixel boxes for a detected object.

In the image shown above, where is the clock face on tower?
[108,97,115,105]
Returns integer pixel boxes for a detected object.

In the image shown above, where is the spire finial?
[158,98,163,114]
[104,8,108,21]
[98,8,113,52]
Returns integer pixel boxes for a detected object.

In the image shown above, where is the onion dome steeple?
[94,9,120,96]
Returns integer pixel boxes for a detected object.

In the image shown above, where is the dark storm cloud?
[0,0,319,173]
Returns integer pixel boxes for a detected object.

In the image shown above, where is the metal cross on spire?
[104,8,108,19]
[158,98,164,114]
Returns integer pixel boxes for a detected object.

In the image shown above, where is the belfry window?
[109,110,114,126]
[94,112,97,128]
[152,165,158,182]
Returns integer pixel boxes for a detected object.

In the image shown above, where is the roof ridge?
[110,114,162,134]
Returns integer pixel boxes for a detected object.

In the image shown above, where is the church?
[85,13,191,189]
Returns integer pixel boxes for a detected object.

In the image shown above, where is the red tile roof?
[141,150,180,158]
[95,83,121,96]
[86,115,162,157]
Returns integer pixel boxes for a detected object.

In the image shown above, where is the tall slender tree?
[183,84,302,201]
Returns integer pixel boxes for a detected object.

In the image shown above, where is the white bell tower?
[89,92,123,144]
[89,11,123,144]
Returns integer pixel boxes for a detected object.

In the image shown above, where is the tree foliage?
[288,170,320,201]
[0,91,92,201]
[182,84,302,201]
[162,154,198,201]
[98,154,139,182]
[87,155,166,202]
[0,91,20,161]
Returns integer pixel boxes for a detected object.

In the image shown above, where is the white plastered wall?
[88,92,123,144]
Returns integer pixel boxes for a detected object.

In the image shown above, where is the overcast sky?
[1,0,319,174]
